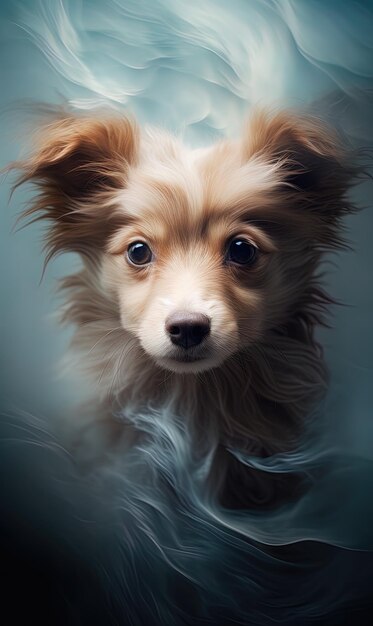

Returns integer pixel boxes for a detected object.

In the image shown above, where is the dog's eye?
[127,241,153,265]
[226,238,258,265]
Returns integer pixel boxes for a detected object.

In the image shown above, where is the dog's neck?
[117,334,326,451]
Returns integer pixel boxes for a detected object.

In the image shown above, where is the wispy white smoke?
[2,1,373,623]
[15,0,373,143]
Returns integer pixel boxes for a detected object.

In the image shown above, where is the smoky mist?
[1,0,373,624]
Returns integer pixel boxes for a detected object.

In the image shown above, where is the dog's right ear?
[10,112,139,261]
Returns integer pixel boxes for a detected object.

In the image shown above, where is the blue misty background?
[0,1,373,624]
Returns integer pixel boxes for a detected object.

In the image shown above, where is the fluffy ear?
[244,110,360,227]
[11,111,139,261]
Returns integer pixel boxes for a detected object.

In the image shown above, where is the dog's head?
[14,109,358,374]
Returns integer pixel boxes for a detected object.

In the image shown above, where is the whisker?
[108,340,135,399]
[86,326,125,357]
[98,339,134,387]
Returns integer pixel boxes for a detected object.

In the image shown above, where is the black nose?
[165,311,211,349]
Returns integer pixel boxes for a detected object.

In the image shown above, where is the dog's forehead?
[114,132,280,235]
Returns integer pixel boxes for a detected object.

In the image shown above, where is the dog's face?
[15,109,355,374]
[102,139,285,373]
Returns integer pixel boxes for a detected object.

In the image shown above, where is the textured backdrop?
[1,2,373,624]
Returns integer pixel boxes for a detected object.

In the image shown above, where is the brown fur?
[9,107,361,507]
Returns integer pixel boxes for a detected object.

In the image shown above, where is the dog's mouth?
[156,348,219,373]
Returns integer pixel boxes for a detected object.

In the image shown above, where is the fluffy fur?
[10,107,361,507]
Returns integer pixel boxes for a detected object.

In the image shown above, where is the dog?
[10,107,360,508]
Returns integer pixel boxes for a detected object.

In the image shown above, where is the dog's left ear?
[11,111,139,261]
[244,110,360,225]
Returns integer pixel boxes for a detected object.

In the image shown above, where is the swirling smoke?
[1,1,373,624]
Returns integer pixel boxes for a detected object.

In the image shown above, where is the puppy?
[11,108,360,508]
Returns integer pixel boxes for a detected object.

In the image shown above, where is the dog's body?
[12,108,359,507]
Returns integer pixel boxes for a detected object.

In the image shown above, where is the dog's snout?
[165,311,211,349]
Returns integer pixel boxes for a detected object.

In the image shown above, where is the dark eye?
[226,238,258,265]
[127,241,153,265]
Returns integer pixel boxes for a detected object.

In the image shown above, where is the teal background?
[1,3,373,623]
